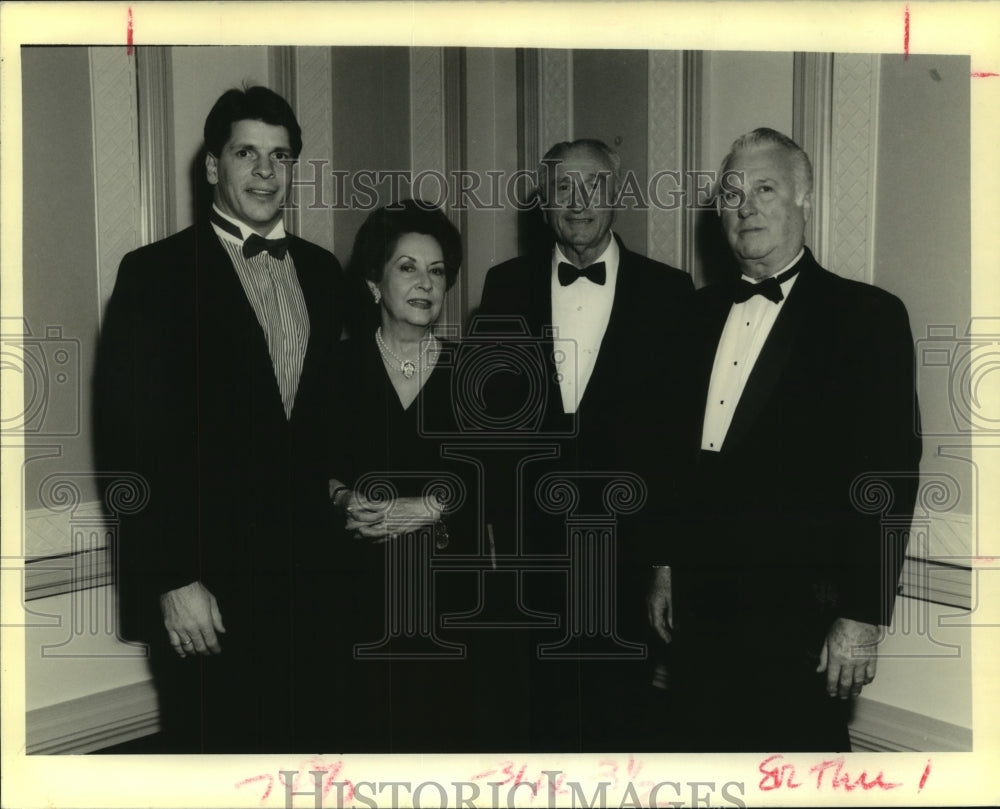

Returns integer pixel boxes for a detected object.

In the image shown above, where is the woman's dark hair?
[203,85,303,158]
[344,200,462,337]
[347,199,462,288]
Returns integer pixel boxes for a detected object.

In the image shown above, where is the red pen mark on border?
[918,760,932,792]
[234,773,274,801]
[903,5,910,60]
[971,72,1000,78]
[126,7,134,55]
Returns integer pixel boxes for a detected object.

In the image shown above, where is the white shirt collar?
[211,204,287,243]
[552,232,620,280]
[740,247,804,285]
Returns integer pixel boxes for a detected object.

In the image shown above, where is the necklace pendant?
[401,360,416,379]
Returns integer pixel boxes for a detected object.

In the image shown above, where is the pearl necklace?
[375,327,436,379]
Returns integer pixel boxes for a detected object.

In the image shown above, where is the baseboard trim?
[26,679,160,755]
[26,682,969,755]
[849,696,972,752]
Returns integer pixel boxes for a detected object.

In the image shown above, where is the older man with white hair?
[648,128,922,751]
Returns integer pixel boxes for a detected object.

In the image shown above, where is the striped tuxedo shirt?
[210,206,310,419]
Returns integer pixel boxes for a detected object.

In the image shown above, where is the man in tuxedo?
[478,139,693,750]
[647,128,922,751]
[94,86,345,752]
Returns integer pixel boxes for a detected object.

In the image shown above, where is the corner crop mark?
[904,5,910,60]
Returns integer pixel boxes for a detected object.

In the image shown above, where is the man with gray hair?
[648,128,921,751]
[479,138,693,750]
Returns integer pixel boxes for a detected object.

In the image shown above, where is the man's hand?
[646,565,674,645]
[816,616,880,699]
[160,581,226,657]
[344,494,442,543]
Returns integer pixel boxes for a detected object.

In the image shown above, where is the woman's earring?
[367,281,381,304]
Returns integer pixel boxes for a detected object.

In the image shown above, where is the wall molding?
[792,52,833,266]
[828,53,881,284]
[25,547,112,601]
[410,47,447,198]
[539,49,572,147]
[409,47,466,328]
[89,47,143,320]
[646,50,685,269]
[267,46,300,239]
[24,500,106,559]
[681,51,703,275]
[899,510,972,608]
[443,47,467,322]
[517,49,541,176]
[135,46,175,250]
[290,47,335,254]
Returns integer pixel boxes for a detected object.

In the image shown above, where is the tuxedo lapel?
[196,221,287,417]
[578,239,632,412]
[524,250,566,423]
[722,254,818,452]
[529,250,554,337]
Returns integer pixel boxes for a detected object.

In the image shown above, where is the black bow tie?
[243,233,290,260]
[210,209,290,260]
[558,260,606,286]
[731,263,802,304]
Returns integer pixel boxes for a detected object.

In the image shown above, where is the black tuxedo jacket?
[475,234,693,750]
[673,248,922,632]
[95,220,344,642]
[478,234,694,477]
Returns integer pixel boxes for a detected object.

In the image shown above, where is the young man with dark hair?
[95,86,345,752]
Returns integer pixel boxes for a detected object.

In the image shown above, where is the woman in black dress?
[327,200,479,752]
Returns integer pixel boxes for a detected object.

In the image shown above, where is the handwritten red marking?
[904,5,910,59]
[918,760,932,791]
[971,73,1000,78]
[760,755,902,792]
[234,773,274,801]
[126,7,134,55]
[472,760,525,787]
[810,757,903,791]
[471,762,581,804]
[759,754,803,791]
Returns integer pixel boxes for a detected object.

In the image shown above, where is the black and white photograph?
[2,2,998,807]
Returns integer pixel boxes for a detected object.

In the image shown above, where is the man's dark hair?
[203,85,303,158]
